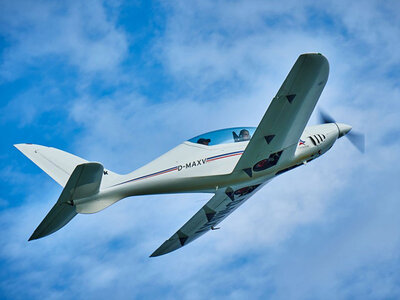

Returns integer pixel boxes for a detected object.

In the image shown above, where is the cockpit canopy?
[188,127,256,146]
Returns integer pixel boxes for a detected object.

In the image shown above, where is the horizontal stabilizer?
[28,202,77,241]
[29,162,104,241]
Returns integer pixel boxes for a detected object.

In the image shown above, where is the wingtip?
[149,243,181,257]
[299,52,328,63]
[300,52,325,57]
[14,143,35,153]
[149,245,174,257]
[28,228,46,241]
[149,250,161,258]
[28,229,42,241]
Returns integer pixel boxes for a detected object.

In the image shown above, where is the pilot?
[197,138,211,145]
[239,129,251,141]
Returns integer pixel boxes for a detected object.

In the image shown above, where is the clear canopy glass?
[188,127,256,146]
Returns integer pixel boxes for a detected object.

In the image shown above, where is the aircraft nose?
[336,123,352,138]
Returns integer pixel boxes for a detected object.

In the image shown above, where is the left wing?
[150,183,264,257]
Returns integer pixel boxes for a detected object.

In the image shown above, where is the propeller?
[346,131,365,153]
[318,109,365,153]
[319,110,336,124]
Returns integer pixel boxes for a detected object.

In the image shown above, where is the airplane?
[15,53,364,257]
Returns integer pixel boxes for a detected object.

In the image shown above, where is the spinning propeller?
[319,110,365,153]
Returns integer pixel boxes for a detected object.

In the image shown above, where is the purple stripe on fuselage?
[113,150,244,187]
[207,151,244,161]
[113,166,178,186]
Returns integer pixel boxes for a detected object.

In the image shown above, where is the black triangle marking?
[243,168,252,177]
[264,135,275,144]
[206,212,216,222]
[286,94,296,103]
[177,231,188,246]
[179,236,188,246]
[204,206,216,222]
[225,188,234,201]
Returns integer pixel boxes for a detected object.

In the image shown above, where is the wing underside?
[150,183,264,257]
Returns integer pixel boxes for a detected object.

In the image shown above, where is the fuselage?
[74,123,349,214]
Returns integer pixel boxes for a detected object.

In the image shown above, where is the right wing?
[150,183,265,257]
[234,53,329,174]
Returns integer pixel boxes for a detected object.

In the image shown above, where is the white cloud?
[0,0,128,80]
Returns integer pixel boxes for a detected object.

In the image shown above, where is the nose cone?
[337,123,352,138]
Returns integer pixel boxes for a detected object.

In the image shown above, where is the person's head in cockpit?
[197,138,211,145]
[239,129,251,141]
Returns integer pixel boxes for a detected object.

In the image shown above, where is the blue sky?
[1,0,400,299]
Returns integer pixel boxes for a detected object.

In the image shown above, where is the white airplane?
[15,53,364,257]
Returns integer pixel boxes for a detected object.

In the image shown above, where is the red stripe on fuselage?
[207,152,243,162]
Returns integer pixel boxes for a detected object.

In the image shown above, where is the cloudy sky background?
[1,0,400,299]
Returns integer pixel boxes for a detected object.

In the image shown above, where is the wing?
[234,53,329,174]
[150,183,264,257]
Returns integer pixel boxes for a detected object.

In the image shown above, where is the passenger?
[197,138,211,145]
[239,129,251,141]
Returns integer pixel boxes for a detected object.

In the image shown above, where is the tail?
[14,144,121,188]
[14,144,123,240]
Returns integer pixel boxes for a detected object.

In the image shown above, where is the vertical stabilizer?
[14,144,87,187]
[14,143,122,188]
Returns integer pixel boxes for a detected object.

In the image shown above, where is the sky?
[1,0,400,299]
